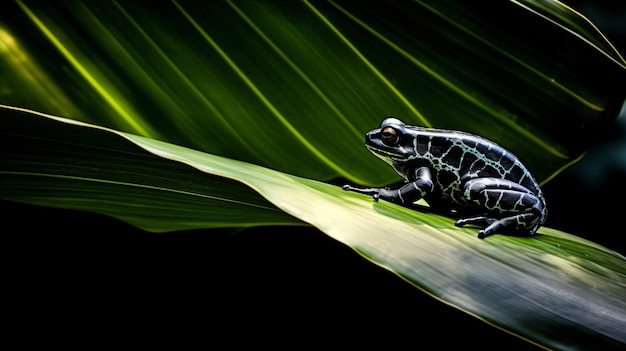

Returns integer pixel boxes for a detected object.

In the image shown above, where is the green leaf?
[2,105,625,350]
[1,0,625,186]
[0,105,301,232]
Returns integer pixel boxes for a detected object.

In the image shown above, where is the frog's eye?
[381,127,399,146]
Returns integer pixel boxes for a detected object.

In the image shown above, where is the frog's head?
[365,117,416,172]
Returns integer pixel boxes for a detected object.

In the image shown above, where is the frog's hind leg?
[456,177,545,238]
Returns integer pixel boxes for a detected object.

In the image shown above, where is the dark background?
[547,0,626,256]
[4,1,625,349]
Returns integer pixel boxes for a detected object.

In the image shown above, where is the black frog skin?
[343,117,547,239]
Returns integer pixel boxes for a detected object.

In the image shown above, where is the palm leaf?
[2,105,625,350]
[2,0,624,185]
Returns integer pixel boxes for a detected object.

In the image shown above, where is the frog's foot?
[455,216,490,226]
[456,213,539,239]
[455,216,498,239]
[342,184,381,201]
[455,216,507,238]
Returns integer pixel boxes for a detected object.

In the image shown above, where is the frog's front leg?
[343,167,434,205]
[455,177,545,238]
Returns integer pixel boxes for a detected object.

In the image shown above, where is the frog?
[343,117,547,238]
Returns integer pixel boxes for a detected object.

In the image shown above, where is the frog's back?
[409,126,542,196]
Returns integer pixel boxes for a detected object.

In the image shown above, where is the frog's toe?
[342,184,356,191]
[477,228,495,239]
[455,216,491,228]
[454,218,472,227]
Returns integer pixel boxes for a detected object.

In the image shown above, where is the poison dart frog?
[343,117,547,238]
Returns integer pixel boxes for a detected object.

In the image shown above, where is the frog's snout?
[365,128,382,141]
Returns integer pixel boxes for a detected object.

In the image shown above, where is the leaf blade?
[2,105,624,350]
[0,106,302,231]
[2,0,625,185]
